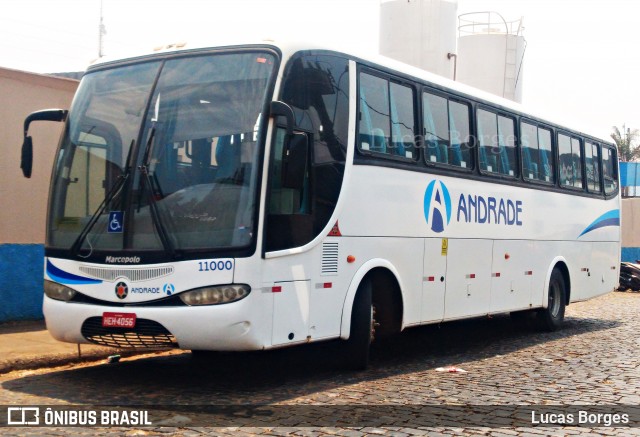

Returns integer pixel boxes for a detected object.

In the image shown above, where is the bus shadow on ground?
[1,313,619,406]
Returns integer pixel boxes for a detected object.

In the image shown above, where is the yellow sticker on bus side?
[441,238,448,256]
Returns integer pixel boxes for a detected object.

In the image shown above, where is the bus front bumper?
[43,296,267,351]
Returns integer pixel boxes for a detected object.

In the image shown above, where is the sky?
[1,0,638,141]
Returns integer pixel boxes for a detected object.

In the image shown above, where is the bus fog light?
[180,284,250,306]
[44,280,77,302]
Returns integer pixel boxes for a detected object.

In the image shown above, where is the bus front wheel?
[536,269,566,331]
[341,280,374,371]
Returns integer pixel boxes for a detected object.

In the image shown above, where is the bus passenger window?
[538,128,554,183]
[359,73,390,154]
[423,92,449,164]
[477,109,498,173]
[558,134,571,186]
[477,110,517,177]
[521,122,538,179]
[449,100,472,168]
[423,93,471,169]
[389,82,416,158]
[498,115,517,177]
[571,138,583,189]
[602,147,618,195]
[358,72,416,160]
[521,122,554,183]
[559,134,583,189]
[585,141,602,193]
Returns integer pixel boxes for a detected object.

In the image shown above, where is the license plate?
[102,312,136,328]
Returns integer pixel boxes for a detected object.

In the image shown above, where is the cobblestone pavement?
[1,291,640,436]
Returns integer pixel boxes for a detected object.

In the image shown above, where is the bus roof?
[90,38,611,144]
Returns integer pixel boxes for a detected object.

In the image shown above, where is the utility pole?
[98,0,107,58]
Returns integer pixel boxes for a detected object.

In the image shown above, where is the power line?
[98,0,106,57]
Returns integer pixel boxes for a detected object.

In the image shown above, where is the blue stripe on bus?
[46,259,102,285]
[578,209,620,237]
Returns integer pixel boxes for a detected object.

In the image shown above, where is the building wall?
[621,197,640,263]
[0,67,78,322]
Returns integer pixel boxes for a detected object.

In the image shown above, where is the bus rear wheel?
[341,280,374,371]
[536,269,566,331]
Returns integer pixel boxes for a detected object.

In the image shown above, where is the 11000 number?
[198,260,233,272]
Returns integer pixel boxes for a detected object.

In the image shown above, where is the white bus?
[21,40,620,369]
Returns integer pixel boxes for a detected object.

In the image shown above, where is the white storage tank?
[456,12,526,102]
[379,0,458,80]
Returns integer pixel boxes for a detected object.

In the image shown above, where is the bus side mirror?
[282,132,309,190]
[269,101,294,137]
[20,109,68,178]
[269,101,308,190]
[21,136,33,178]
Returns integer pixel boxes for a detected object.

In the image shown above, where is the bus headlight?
[44,280,77,302]
[179,284,250,306]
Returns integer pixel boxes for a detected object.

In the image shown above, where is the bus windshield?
[48,51,277,258]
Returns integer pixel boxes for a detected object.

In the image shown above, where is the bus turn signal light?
[347,255,356,263]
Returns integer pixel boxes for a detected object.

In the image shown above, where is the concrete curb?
[0,347,181,375]
[0,347,123,374]
[0,320,176,374]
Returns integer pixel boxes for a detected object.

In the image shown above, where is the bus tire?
[536,268,566,331]
[341,280,374,371]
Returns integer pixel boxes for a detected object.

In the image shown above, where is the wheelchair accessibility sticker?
[108,211,124,233]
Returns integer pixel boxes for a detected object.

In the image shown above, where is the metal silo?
[456,12,526,102]
[379,0,459,80]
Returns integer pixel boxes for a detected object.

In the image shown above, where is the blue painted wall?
[622,247,640,263]
[620,162,640,196]
[0,244,44,322]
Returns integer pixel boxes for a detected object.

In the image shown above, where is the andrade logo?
[424,180,452,233]
[115,282,128,300]
[163,283,175,296]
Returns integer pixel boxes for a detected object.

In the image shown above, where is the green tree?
[611,125,640,161]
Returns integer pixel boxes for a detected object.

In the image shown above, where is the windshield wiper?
[136,123,178,259]
[70,139,135,256]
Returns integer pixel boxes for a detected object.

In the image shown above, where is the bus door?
[265,126,314,347]
[264,125,343,346]
[264,54,350,347]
